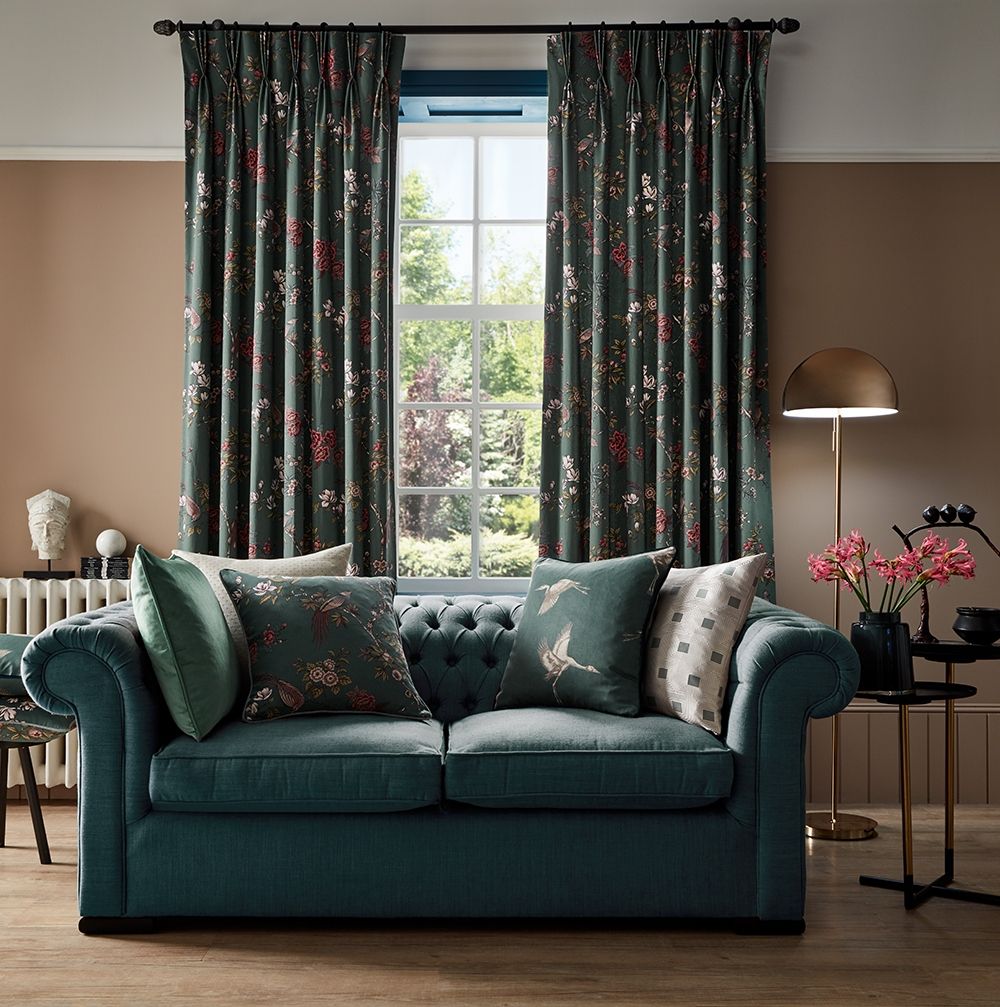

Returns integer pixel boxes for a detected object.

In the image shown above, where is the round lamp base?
[805,811,878,841]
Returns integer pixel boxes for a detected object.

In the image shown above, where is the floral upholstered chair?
[1,634,74,864]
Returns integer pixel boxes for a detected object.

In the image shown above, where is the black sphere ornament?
[940,504,958,524]
[922,505,940,524]
[957,503,977,525]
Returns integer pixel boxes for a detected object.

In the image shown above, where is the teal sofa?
[20,595,858,934]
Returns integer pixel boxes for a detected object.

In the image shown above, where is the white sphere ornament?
[96,529,127,558]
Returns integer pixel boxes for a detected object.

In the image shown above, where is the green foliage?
[397,164,543,573]
[399,531,538,579]
[480,321,543,402]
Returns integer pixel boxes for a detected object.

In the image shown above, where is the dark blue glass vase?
[851,611,914,696]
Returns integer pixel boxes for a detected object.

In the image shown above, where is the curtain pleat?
[541,29,774,591]
[179,29,404,572]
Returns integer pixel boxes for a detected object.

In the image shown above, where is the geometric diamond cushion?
[642,554,768,735]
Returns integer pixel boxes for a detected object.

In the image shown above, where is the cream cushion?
[171,544,353,671]
[643,554,767,735]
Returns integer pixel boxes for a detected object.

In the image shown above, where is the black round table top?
[856,681,978,706]
[910,639,1000,663]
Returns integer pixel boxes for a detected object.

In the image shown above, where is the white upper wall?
[1,0,998,158]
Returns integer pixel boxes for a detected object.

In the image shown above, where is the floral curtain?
[178,29,404,573]
[541,29,774,588]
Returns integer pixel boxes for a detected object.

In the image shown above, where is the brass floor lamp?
[783,348,899,841]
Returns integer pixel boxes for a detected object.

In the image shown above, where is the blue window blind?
[400,70,547,123]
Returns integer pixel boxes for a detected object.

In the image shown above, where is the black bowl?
[953,607,1000,646]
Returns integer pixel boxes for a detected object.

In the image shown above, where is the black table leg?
[18,745,51,865]
[0,745,8,847]
[944,660,956,884]
[859,666,1000,908]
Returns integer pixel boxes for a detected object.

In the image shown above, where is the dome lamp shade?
[782,348,898,418]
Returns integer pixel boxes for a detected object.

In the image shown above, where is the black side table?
[858,640,1000,909]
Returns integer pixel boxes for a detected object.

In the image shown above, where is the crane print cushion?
[220,572,431,722]
[495,549,675,716]
[642,553,768,735]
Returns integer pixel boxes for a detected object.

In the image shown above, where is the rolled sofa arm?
[21,602,167,917]
[723,599,859,921]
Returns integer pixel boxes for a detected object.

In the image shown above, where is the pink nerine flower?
[808,554,837,582]
[807,530,976,614]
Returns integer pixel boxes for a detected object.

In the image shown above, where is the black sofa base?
[79,915,805,936]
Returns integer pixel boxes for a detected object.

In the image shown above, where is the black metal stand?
[858,656,1000,909]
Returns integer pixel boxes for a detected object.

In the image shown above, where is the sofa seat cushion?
[150,716,444,813]
[445,708,733,810]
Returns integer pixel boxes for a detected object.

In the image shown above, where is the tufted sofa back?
[394,595,524,723]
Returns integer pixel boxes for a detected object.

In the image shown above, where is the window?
[394,124,546,592]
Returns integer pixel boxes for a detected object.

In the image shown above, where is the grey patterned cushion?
[642,554,768,735]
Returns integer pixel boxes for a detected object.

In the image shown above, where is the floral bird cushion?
[495,549,676,717]
[220,572,431,722]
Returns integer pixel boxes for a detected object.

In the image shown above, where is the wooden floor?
[3,805,1000,1005]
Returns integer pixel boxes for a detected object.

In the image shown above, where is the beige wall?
[0,162,183,572]
[2,160,999,800]
[770,163,1000,687]
[766,163,1000,805]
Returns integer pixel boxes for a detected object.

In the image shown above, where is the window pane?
[399,409,472,487]
[480,225,544,305]
[481,137,547,220]
[480,494,539,578]
[400,137,474,220]
[479,409,541,487]
[398,494,472,578]
[400,321,472,402]
[481,321,543,402]
[400,224,472,304]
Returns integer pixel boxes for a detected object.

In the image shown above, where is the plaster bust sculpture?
[26,489,71,561]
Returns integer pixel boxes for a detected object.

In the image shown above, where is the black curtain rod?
[153,17,800,37]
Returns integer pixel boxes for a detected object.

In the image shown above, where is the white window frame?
[394,123,546,596]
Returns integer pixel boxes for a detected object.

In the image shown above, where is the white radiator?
[2,577,130,791]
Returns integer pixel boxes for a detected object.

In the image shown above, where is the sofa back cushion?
[395,596,523,723]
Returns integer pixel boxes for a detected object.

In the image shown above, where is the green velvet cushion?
[445,707,732,810]
[0,695,74,744]
[150,715,444,812]
[495,550,675,716]
[131,546,241,741]
[221,572,431,722]
[0,634,31,697]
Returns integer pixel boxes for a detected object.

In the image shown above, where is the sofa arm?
[21,602,167,917]
[722,600,859,920]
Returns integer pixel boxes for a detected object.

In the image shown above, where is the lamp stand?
[804,416,878,842]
